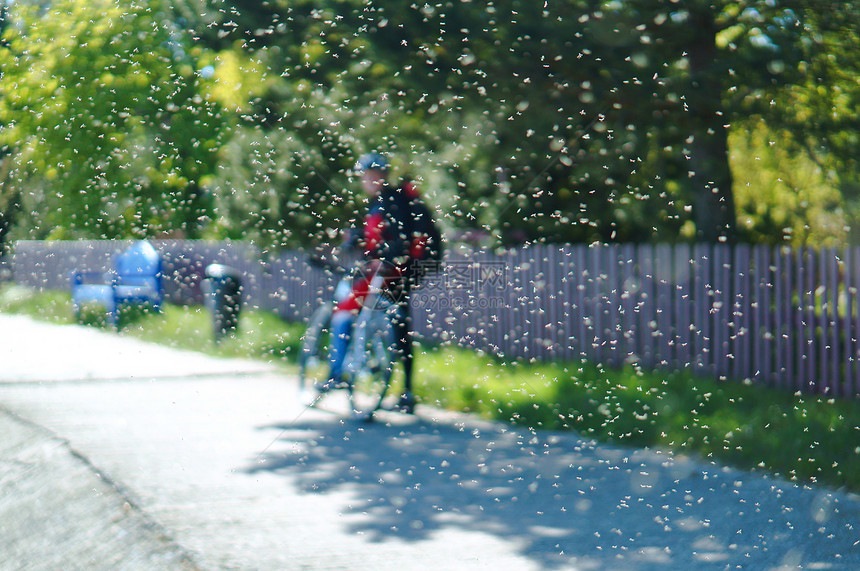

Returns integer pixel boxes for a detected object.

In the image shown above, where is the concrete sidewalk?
[0,409,196,571]
[0,314,273,383]
[2,314,860,570]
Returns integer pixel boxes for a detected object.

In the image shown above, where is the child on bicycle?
[321,151,441,414]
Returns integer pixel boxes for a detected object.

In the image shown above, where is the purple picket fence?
[11,240,860,398]
[406,242,860,399]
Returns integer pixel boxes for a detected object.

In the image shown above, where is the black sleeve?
[376,190,412,266]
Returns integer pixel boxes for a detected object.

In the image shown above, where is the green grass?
[3,283,860,493]
[119,304,305,365]
[0,284,76,323]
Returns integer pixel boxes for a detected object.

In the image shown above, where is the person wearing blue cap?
[322,151,442,414]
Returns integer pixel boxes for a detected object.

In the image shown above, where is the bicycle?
[298,257,403,420]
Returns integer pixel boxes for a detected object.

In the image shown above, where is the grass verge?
[3,283,860,493]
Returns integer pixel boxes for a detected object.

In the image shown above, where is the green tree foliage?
[187,0,857,247]
[180,0,500,248]
[731,121,846,246]
[0,0,223,241]
[736,3,860,244]
[1,0,856,248]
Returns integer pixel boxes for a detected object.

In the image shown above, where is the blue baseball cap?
[355,152,389,173]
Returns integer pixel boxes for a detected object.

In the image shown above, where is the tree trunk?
[686,9,736,244]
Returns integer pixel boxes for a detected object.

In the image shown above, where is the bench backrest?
[115,241,161,282]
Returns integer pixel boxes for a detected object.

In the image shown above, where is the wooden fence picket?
[849,247,860,396]
[636,243,653,369]
[795,248,806,392]
[655,244,672,369]
[854,246,860,397]
[753,246,771,384]
[777,247,793,390]
[729,244,758,379]
[619,244,637,366]
[674,244,692,370]
[559,246,575,360]
[830,249,841,394]
[573,245,588,361]
[691,244,708,374]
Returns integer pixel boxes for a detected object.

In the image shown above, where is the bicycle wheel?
[346,306,396,418]
[298,304,333,396]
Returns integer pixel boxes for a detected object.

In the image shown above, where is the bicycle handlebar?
[307,255,349,274]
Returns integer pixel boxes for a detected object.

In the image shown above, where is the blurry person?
[321,152,442,414]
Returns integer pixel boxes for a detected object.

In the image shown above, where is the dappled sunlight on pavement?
[1,314,860,570]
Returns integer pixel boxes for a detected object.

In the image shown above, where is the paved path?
[2,314,860,570]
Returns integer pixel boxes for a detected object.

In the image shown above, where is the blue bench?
[70,240,164,327]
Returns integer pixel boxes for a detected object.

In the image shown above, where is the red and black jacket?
[354,181,417,268]
[336,182,417,311]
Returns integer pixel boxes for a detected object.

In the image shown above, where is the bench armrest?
[70,270,114,286]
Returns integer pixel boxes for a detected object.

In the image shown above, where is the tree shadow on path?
[245,410,860,570]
